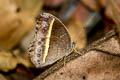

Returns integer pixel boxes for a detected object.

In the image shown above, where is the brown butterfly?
[28,13,73,68]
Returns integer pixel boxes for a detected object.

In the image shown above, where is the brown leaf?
[0,49,32,72]
[105,0,120,23]
[0,0,43,49]
[104,0,120,38]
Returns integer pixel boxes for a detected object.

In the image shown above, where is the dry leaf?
[104,0,120,38]
[0,49,32,72]
[0,0,43,49]
[105,0,120,23]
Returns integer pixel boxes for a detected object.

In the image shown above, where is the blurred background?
[0,0,119,80]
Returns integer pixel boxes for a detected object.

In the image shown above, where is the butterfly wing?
[28,13,72,68]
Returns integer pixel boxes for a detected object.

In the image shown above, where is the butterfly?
[28,13,73,68]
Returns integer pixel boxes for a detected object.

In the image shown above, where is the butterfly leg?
[63,56,67,66]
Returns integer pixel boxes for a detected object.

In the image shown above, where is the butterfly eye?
[72,42,77,49]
